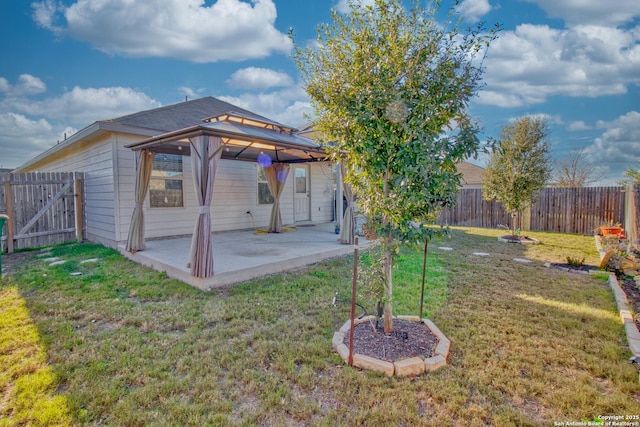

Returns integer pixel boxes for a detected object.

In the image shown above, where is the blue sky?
[1,0,639,184]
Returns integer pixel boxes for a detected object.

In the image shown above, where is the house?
[456,161,485,188]
[17,97,337,263]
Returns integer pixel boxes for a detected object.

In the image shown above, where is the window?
[257,166,274,205]
[295,167,307,194]
[149,154,183,208]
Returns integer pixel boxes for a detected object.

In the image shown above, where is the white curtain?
[126,150,155,252]
[188,136,222,278]
[339,163,354,245]
[265,163,290,233]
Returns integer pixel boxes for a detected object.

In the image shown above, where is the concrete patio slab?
[118,222,371,290]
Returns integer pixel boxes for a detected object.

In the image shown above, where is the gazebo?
[124,112,331,278]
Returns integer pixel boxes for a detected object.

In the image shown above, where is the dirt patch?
[344,318,438,362]
[498,235,539,244]
[549,262,600,274]
[1,251,37,275]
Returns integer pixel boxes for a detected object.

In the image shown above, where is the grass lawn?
[1,227,640,426]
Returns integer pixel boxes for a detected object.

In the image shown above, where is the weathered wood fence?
[438,186,637,236]
[0,172,84,252]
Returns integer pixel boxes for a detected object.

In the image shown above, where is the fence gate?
[0,172,84,253]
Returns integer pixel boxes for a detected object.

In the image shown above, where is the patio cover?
[125,112,328,278]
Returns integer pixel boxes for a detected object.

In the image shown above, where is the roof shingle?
[108,96,275,132]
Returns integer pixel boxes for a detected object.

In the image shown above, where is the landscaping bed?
[619,275,640,331]
[348,318,438,362]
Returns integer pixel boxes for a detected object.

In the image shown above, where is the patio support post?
[339,163,355,245]
[265,163,290,233]
[126,149,155,252]
[188,135,222,278]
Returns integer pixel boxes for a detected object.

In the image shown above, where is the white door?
[294,165,310,222]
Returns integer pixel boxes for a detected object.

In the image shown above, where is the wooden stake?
[348,236,359,366]
[420,238,428,320]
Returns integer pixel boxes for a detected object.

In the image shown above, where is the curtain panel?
[126,149,155,252]
[264,163,290,233]
[188,136,223,278]
[339,162,355,245]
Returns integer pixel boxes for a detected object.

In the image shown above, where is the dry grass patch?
[2,227,640,426]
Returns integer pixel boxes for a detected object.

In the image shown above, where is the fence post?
[625,184,638,247]
[522,206,531,232]
[3,181,14,254]
[74,177,84,243]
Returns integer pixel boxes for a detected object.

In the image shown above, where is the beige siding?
[23,132,336,245]
[309,162,336,223]
[116,158,335,242]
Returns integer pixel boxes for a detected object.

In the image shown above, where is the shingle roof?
[456,161,485,187]
[107,96,276,132]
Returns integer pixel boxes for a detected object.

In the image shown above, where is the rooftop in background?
[457,162,485,188]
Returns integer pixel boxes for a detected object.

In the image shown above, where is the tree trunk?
[382,171,393,333]
[382,231,393,333]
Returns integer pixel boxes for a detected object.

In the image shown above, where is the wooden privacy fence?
[0,172,84,252]
[438,186,632,236]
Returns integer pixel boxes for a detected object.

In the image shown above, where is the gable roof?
[17,97,288,171]
[107,97,276,133]
[456,161,485,187]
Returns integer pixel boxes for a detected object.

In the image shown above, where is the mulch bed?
[612,245,640,329]
[549,262,600,274]
[344,318,438,362]
[618,275,640,331]
[500,235,538,244]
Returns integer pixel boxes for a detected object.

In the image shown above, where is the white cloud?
[567,121,592,131]
[218,84,312,127]
[178,86,207,100]
[523,0,640,26]
[456,0,492,23]
[5,86,161,125]
[582,111,640,183]
[0,74,47,97]
[31,0,60,30]
[0,113,75,169]
[32,0,292,63]
[226,67,294,90]
[0,81,162,168]
[335,0,376,14]
[478,23,640,107]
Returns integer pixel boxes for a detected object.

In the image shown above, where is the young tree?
[482,116,553,235]
[293,0,498,332]
[554,147,604,187]
[618,167,640,185]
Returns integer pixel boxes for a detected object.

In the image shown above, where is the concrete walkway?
[118,222,370,290]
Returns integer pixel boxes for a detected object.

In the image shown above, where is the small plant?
[566,256,585,267]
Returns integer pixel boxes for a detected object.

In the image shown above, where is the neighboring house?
[456,161,485,188]
[17,97,336,250]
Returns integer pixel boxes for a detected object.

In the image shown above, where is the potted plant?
[597,220,623,236]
